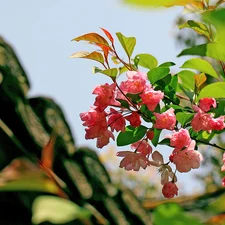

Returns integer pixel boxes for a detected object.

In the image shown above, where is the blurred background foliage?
[0,1,225,225]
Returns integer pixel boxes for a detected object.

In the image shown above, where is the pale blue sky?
[1,1,201,194]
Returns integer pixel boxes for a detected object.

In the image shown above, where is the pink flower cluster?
[80,71,165,148]
[191,98,225,133]
[80,69,225,198]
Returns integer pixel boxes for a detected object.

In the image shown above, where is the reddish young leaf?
[100,28,114,44]
[72,32,110,47]
[41,131,57,170]
[70,51,105,65]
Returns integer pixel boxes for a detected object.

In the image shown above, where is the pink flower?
[222,177,225,187]
[131,140,152,157]
[147,129,154,140]
[221,153,225,172]
[125,112,141,127]
[172,141,203,173]
[108,108,126,132]
[191,112,213,132]
[162,182,178,199]
[96,129,115,148]
[154,108,176,130]
[169,128,191,150]
[93,83,119,111]
[80,107,107,127]
[199,98,216,112]
[117,151,150,171]
[210,116,225,130]
[149,151,176,185]
[140,88,164,111]
[120,71,147,94]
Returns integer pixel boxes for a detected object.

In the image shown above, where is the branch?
[196,139,225,151]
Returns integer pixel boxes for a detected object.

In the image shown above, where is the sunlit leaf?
[179,20,210,40]
[101,28,114,43]
[70,51,104,65]
[93,67,118,79]
[198,82,225,100]
[176,112,194,126]
[181,58,218,79]
[177,70,195,90]
[148,67,170,84]
[134,53,158,69]
[0,158,59,194]
[32,196,91,224]
[178,43,225,62]
[123,0,197,7]
[194,73,206,88]
[72,33,110,47]
[117,125,148,146]
[151,128,161,147]
[116,32,136,59]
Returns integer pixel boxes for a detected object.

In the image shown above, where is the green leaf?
[134,53,158,69]
[180,58,218,79]
[117,125,148,146]
[179,85,194,101]
[72,32,109,47]
[176,112,194,127]
[158,138,170,145]
[92,67,118,79]
[198,82,225,100]
[116,32,136,59]
[116,99,130,109]
[151,128,161,147]
[153,204,202,225]
[32,196,91,224]
[158,62,176,68]
[177,70,195,90]
[178,43,225,62]
[148,67,170,84]
[70,51,104,65]
[179,20,210,39]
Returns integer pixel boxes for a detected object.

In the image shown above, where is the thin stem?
[107,111,131,128]
[196,139,225,151]
[116,82,138,110]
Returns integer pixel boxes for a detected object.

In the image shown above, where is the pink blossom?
[125,112,141,127]
[120,71,147,94]
[108,108,126,132]
[80,107,107,127]
[222,177,225,187]
[140,89,164,111]
[117,151,150,171]
[210,116,225,130]
[170,128,191,150]
[191,112,213,132]
[221,153,225,172]
[93,83,119,111]
[149,151,176,185]
[96,129,115,148]
[162,182,178,199]
[147,129,154,140]
[199,98,216,112]
[154,108,176,130]
[131,140,152,157]
[172,141,203,173]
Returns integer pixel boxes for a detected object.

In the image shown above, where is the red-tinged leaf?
[70,51,104,65]
[72,33,110,47]
[194,73,206,90]
[41,132,57,170]
[101,28,114,43]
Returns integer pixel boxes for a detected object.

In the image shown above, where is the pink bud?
[162,182,178,199]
